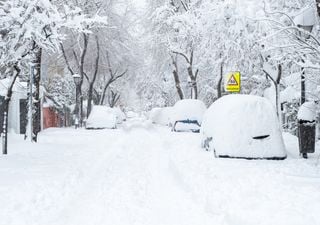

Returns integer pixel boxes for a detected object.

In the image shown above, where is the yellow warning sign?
[225,71,241,92]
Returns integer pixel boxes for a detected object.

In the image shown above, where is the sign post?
[225,71,241,93]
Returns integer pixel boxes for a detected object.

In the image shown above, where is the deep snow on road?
[1,118,320,225]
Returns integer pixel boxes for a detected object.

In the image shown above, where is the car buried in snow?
[85,106,117,130]
[171,99,207,133]
[201,94,287,160]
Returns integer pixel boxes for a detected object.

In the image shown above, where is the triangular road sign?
[227,74,238,86]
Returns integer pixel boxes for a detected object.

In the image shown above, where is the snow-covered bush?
[201,94,287,160]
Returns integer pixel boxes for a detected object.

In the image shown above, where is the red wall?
[43,107,61,129]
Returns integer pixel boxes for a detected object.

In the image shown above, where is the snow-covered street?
[1,118,320,225]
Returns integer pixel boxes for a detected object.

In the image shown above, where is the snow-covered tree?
[45,73,75,110]
[0,0,65,149]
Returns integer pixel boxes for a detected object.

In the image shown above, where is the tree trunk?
[316,0,320,18]
[87,36,100,117]
[187,66,198,99]
[172,56,184,100]
[100,81,111,105]
[1,66,20,154]
[99,52,127,105]
[79,33,89,125]
[87,83,94,116]
[2,99,9,155]
[108,90,120,108]
[217,62,223,98]
[32,47,42,142]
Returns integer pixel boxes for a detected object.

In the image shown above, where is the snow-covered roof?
[0,78,27,97]
[0,78,45,98]
[201,94,286,159]
[297,102,316,121]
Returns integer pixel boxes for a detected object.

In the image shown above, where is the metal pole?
[301,70,306,104]
[75,84,79,129]
[79,85,82,127]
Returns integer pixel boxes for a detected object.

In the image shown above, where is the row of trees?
[136,0,320,113]
[0,0,140,153]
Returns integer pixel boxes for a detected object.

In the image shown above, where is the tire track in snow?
[48,123,222,225]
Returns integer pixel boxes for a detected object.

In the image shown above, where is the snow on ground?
[1,117,320,225]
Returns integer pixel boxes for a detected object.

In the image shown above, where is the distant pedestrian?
[75,117,79,129]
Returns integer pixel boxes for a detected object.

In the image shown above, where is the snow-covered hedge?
[201,94,287,160]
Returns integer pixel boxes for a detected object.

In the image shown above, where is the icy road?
[1,118,320,225]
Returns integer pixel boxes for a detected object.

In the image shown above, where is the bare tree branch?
[60,43,75,75]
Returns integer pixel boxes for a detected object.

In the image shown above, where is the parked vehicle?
[86,106,117,129]
[171,99,207,133]
[201,94,287,160]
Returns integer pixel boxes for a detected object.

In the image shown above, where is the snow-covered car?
[149,107,173,126]
[201,94,287,160]
[86,106,117,129]
[171,99,207,133]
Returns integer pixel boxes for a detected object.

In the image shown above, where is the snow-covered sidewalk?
[1,119,320,225]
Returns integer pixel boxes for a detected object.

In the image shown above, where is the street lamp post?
[294,7,316,159]
[72,74,81,128]
[294,7,315,104]
[298,24,313,105]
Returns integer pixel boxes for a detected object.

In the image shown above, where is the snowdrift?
[86,106,117,129]
[201,95,287,160]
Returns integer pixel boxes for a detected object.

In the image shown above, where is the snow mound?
[201,94,287,160]
[297,102,316,122]
[149,107,173,126]
[86,106,117,129]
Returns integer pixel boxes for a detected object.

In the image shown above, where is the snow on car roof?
[171,99,207,123]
